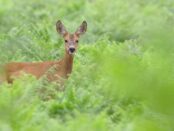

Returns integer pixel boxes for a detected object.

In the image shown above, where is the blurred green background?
[0,0,174,130]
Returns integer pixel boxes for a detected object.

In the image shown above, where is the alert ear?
[75,21,87,36]
[56,20,68,36]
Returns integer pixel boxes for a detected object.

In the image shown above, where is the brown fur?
[0,20,87,84]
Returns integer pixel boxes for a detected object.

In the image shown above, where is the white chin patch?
[69,51,75,55]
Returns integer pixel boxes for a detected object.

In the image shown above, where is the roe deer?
[0,20,87,84]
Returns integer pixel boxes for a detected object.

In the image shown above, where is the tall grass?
[0,0,174,130]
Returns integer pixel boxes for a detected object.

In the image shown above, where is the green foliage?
[0,0,174,130]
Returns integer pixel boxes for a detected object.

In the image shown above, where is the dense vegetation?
[0,0,174,130]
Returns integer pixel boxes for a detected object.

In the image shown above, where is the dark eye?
[65,40,68,43]
[76,40,79,43]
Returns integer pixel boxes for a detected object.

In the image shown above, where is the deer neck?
[63,51,74,76]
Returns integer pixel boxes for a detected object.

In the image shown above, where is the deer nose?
[69,48,75,53]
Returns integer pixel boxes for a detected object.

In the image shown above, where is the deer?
[0,20,87,85]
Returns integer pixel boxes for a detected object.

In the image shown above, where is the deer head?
[56,20,87,55]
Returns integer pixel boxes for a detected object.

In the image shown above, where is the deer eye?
[65,40,68,43]
[75,40,79,43]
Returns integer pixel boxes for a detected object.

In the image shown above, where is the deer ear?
[75,21,87,36]
[56,20,68,36]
